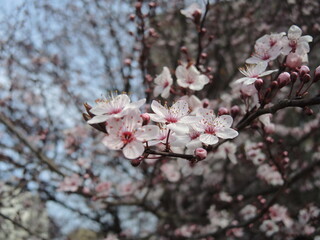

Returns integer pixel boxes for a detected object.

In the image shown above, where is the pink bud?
[131,158,142,167]
[218,107,229,116]
[286,53,302,69]
[230,105,240,118]
[302,74,311,83]
[254,78,264,91]
[180,46,188,54]
[129,14,135,21]
[270,81,278,89]
[192,9,202,24]
[148,2,156,8]
[195,148,207,161]
[124,58,132,66]
[202,99,209,108]
[135,2,142,10]
[141,113,150,125]
[290,71,298,83]
[299,65,310,77]
[277,72,291,88]
[314,65,320,82]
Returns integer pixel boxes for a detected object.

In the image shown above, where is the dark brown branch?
[236,96,320,131]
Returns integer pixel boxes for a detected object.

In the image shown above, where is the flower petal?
[216,128,238,139]
[199,133,218,145]
[136,125,160,142]
[102,135,123,150]
[151,100,168,118]
[123,140,145,159]
[87,114,109,124]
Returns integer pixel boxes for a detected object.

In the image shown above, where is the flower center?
[165,116,178,123]
[190,131,200,140]
[262,53,270,60]
[110,108,122,114]
[163,80,169,88]
[205,125,217,135]
[121,131,134,144]
[186,75,194,84]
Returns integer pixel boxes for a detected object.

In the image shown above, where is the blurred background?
[0,0,319,239]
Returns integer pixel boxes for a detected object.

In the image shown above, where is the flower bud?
[129,14,135,21]
[124,58,132,66]
[230,105,240,118]
[201,53,208,59]
[180,46,188,54]
[313,66,320,82]
[299,65,310,77]
[303,106,313,116]
[131,158,142,167]
[302,74,311,83]
[290,71,298,83]
[148,2,156,8]
[195,148,207,161]
[254,79,264,91]
[286,53,302,69]
[135,2,142,10]
[218,107,229,116]
[270,81,278,90]
[277,72,291,88]
[202,99,209,108]
[141,113,150,125]
[192,9,202,24]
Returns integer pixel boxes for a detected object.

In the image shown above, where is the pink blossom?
[235,62,278,85]
[180,3,202,20]
[175,64,209,91]
[194,108,238,145]
[153,67,173,99]
[58,174,82,192]
[282,25,313,57]
[161,163,181,182]
[88,94,146,124]
[195,147,207,160]
[246,41,282,64]
[149,100,199,134]
[240,204,257,221]
[257,164,284,186]
[95,182,112,197]
[102,109,159,159]
[260,220,279,237]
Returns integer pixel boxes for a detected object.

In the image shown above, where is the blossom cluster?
[84,86,238,161]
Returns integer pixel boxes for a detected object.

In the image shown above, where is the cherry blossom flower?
[246,42,282,64]
[103,234,119,240]
[269,204,293,227]
[256,32,286,49]
[175,64,209,91]
[58,174,82,192]
[214,142,238,164]
[95,182,112,197]
[180,3,202,20]
[160,163,181,182]
[240,204,257,221]
[87,94,145,124]
[194,108,238,145]
[172,126,202,154]
[282,25,313,57]
[245,141,266,165]
[260,220,279,237]
[257,164,284,186]
[102,109,159,159]
[235,62,278,85]
[149,100,200,134]
[153,67,173,99]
